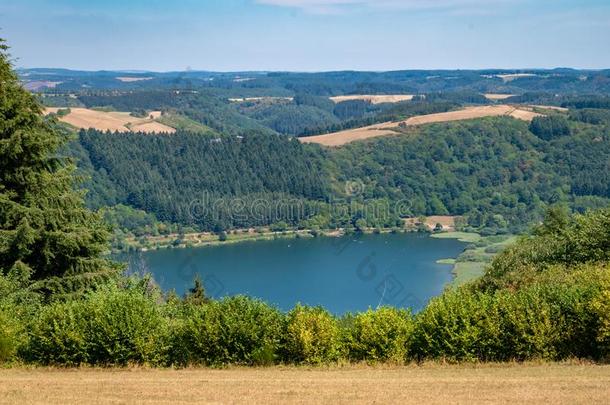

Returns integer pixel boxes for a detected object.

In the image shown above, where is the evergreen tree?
[185,275,209,305]
[0,39,120,299]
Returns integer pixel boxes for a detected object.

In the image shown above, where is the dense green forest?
[70,110,610,236]
[25,67,609,240]
[20,67,610,95]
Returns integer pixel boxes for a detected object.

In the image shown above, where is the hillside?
[300,104,541,146]
[45,107,176,134]
[68,110,610,237]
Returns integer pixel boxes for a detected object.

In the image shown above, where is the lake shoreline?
[432,232,518,286]
[115,223,511,289]
[116,226,440,253]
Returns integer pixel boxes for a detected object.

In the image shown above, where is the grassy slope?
[432,232,518,285]
[1,363,608,404]
[156,113,216,134]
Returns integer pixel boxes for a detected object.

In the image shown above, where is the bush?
[84,287,170,366]
[25,300,89,365]
[413,290,502,362]
[495,275,602,360]
[173,296,284,366]
[25,286,170,366]
[0,271,36,364]
[346,307,413,363]
[591,271,610,359]
[0,307,23,364]
[283,305,343,364]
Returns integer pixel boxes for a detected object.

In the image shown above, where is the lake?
[122,232,466,314]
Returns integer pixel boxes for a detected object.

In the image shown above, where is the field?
[23,80,62,91]
[484,93,515,100]
[45,107,176,134]
[1,363,608,404]
[301,105,543,146]
[228,96,294,102]
[115,76,153,82]
[496,73,538,82]
[404,215,459,231]
[329,94,414,104]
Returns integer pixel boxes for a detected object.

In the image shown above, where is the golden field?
[45,108,176,134]
[0,363,608,404]
[329,94,414,104]
[301,105,543,146]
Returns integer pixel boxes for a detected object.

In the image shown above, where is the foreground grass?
[1,363,608,404]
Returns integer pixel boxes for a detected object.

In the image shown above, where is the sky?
[1,0,609,71]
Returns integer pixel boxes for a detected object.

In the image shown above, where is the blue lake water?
[122,232,465,314]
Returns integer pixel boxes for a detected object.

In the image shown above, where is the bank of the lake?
[122,232,467,314]
[432,232,518,285]
[117,227,410,253]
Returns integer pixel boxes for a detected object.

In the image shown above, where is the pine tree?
[0,39,121,299]
[185,275,209,305]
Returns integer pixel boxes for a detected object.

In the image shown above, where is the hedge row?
[2,264,608,366]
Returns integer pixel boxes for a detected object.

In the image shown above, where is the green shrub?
[413,290,502,362]
[25,300,89,365]
[495,280,600,360]
[591,270,610,359]
[346,307,413,363]
[0,307,23,364]
[0,271,35,364]
[25,286,169,366]
[173,296,284,366]
[84,287,170,366]
[283,305,343,364]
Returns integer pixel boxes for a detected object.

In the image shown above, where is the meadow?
[300,104,542,146]
[44,107,176,134]
[1,363,608,404]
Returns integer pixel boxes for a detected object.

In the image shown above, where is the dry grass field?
[45,107,176,134]
[0,363,608,404]
[329,94,414,104]
[528,104,569,112]
[301,105,542,146]
[484,93,515,100]
[228,96,294,102]
[115,76,153,82]
[496,73,538,82]
[404,215,458,231]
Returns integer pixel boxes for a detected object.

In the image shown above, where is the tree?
[185,275,209,305]
[0,39,120,299]
[529,115,571,140]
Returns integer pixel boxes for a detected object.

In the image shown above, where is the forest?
[69,110,610,237]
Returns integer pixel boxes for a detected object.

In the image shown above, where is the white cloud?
[255,0,519,14]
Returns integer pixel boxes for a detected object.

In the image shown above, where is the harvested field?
[484,93,515,100]
[496,73,537,82]
[0,363,608,404]
[301,105,542,146]
[45,107,176,134]
[528,105,569,112]
[329,94,414,104]
[115,76,153,82]
[301,125,398,146]
[228,96,294,102]
[405,215,459,231]
[24,81,62,91]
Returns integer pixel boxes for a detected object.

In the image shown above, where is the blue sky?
[1,0,609,71]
